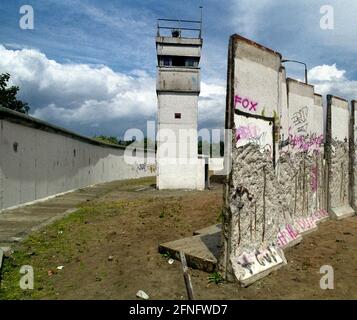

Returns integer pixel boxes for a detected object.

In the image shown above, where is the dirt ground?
[1,176,357,300]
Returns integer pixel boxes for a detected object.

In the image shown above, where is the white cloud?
[0,46,225,135]
[0,45,156,124]
[308,64,345,82]
[199,82,226,126]
[309,64,357,100]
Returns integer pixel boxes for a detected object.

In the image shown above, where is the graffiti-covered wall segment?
[327,96,355,219]
[221,35,287,286]
[352,101,357,211]
[221,34,355,287]
[282,79,326,236]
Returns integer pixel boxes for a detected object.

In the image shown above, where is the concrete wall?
[274,84,327,252]
[312,94,326,214]
[221,34,352,286]
[233,37,281,119]
[221,35,287,284]
[287,79,324,214]
[326,96,355,218]
[313,94,324,142]
[0,107,155,211]
[279,67,289,147]
[351,101,357,211]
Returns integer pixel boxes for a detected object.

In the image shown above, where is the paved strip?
[0,178,148,250]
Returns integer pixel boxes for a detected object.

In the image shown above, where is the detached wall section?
[312,94,327,215]
[0,108,155,211]
[221,34,355,287]
[326,96,355,219]
[221,35,287,286]
[284,80,326,235]
[351,101,357,211]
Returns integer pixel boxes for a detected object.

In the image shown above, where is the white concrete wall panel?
[279,68,289,144]
[0,115,155,211]
[352,101,357,211]
[330,97,350,211]
[285,80,325,226]
[233,40,281,118]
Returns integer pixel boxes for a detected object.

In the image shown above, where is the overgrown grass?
[158,200,183,219]
[208,272,223,285]
[0,199,134,300]
[0,178,217,299]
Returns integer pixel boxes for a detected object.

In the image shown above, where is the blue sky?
[1,0,357,138]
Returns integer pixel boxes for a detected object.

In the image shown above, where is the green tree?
[93,135,120,145]
[93,135,156,151]
[0,73,29,114]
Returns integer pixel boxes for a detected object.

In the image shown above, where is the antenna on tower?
[199,6,203,39]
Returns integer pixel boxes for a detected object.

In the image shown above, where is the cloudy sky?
[1,0,357,138]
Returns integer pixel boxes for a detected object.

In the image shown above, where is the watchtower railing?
[157,18,202,39]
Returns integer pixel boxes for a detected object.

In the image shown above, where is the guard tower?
[156,16,204,190]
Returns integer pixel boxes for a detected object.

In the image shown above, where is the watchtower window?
[174,113,181,119]
[171,56,186,66]
[162,56,172,66]
[159,56,199,67]
[185,57,197,67]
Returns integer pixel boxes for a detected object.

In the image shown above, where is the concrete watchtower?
[155,16,204,190]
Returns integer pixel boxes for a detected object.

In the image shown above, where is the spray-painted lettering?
[137,163,156,173]
[291,106,309,133]
[277,224,300,248]
[289,133,324,152]
[311,209,329,223]
[236,246,284,280]
[236,124,259,141]
[294,217,317,234]
[235,95,258,112]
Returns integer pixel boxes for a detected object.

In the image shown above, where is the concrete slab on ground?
[160,224,289,287]
[193,224,221,235]
[159,231,221,273]
[331,205,355,220]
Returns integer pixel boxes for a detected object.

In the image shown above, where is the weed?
[159,210,166,218]
[160,251,173,259]
[216,210,223,223]
[208,272,223,284]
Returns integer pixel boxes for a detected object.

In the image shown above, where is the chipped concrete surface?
[330,141,349,208]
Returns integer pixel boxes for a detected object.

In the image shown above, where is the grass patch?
[160,251,174,260]
[208,272,223,285]
[0,199,130,300]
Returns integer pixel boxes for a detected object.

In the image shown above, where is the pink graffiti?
[236,124,259,141]
[292,211,329,235]
[294,217,317,234]
[311,209,329,223]
[234,95,258,112]
[289,133,323,152]
[277,224,299,248]
[310,165,318,192]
